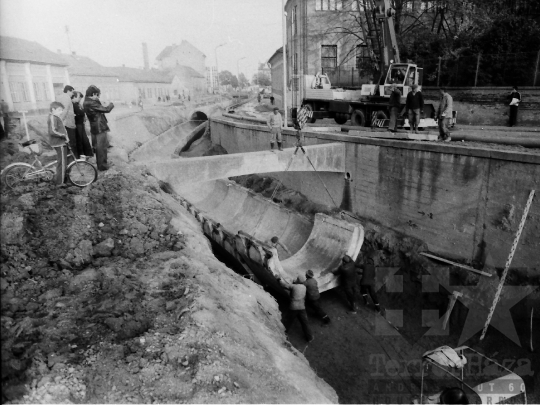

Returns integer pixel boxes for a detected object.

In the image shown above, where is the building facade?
[206,66,218,93]
[155,41,206,76]
[0,36,69,112]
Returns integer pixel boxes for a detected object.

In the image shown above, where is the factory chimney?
[142,42,149,71]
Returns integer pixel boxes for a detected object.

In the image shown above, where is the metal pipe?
[282,0,288,128]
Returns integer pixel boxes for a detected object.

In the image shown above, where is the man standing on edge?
[83,85,114,171]
[332,255,362,313]
[437,88,453,142]
[57,85,78,158]
[508,86,521,127]
[275,274,314,342]
[360,251,381,313]
[304,270,331,324]
[267,107,284,151]
[388,83,402,133]
[0,99,9,139]
[404,84,424,134]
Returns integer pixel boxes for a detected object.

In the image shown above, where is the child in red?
[46,101,69,185]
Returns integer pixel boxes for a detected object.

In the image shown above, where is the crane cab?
[361,63,423,99]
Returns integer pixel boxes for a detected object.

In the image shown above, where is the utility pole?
[474,53,481,87]
[437,56,442,87]
[282,0,288,128]
[534,49,540,87]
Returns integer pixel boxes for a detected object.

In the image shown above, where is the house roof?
[267,47,283,65]
[156,40,206,61]
[59,53,117,77]
[0,36,68,66]
[168,65,205,79]
[108,67,172,83]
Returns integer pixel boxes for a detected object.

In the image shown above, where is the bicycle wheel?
[2,163,35,189]
[67,160,97,187]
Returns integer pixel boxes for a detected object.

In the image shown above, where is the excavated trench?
[164,126,540,404]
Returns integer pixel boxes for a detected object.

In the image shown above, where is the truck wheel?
[303,104,317,123]
[351,109,366,127]
[334,113,348,125]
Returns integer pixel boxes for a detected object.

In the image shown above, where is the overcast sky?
[0,0,283,79]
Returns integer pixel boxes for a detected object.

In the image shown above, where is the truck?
[296,0,437,129]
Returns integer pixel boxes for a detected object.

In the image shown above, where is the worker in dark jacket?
[508,86,521,127]
[304,270,330,324]
[388,83,402,132]
[332,255,362,313]
[404,84,424,134]
[83,85,114,171]
[276,274,313,342]
[360,251,381,313]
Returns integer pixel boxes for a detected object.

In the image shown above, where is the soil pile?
[0,163,337,403]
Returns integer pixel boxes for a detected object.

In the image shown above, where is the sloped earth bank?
[0,140,337,401]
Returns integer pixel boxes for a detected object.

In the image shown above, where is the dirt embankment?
[0,111,338,403]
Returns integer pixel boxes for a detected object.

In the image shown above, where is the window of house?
[405,0,414,11]
[355,44,369,69]
[321,45,338,69]
[9,81,29,103]
[33,82,49,101]
[292,6,297,35]
[315,0,343,10]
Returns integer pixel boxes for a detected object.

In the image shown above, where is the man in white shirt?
[267,107,284,151]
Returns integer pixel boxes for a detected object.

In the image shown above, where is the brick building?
[0,36,69,112]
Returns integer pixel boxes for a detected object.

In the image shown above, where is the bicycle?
[1,139,98,189]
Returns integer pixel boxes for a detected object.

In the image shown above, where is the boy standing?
[83,85,114,171]
[47,101,69,185]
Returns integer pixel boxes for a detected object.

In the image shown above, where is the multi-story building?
[0,36,70,112]
[206,66,218,93]
[155,41,206,77]
[268,0,371,110]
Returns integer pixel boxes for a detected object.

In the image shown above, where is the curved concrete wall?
[210,117,540,277]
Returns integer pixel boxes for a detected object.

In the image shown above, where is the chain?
[480,189,535,341]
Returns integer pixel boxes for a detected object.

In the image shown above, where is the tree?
[219,70,240,89]
[238,72,249,88]
[252,72,271,86]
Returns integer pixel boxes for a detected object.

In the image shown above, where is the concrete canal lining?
[209,117,540,278]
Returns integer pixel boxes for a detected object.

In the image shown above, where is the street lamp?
[214,42,226,95]
[237,57,246,88]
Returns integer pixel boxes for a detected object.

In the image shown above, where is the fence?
[417,51,540,88]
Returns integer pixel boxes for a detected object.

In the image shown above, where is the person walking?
[0,99,10,139]
[332,255,362,313]
[267,107,284,151]
[276,274,314,342]
[360,251,381,313]
[388,83,402,132]
[46,101,70,185]
[257,93,261,104]
[83,85,114,171]
[57,85,78,158]
[304,270,331,324]
[508,86,521,127]
[404,84,424,134]
[437,88,453,142]
[270,95,275,105]
[72,91,94,159]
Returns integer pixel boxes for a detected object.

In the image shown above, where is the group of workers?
[271,236,381,343]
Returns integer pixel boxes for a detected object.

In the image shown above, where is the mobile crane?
[298,0,437,129]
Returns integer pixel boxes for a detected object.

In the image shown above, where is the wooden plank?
[420,252,492,277]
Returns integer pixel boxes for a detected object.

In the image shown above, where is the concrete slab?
[140,142,345,185]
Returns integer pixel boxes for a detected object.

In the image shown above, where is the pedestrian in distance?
[437,88,453,142]
[404,84,424,134]
[71,91,94,160]
[360,251,381,313]
[57,85,79,158]
[257,93,261,103]
[270,95,275,105]
[508,86,521,127]
[387,83,402,133]
[304,269,331,324]
[276,274,314,342]
[267,107,284,151]
[83,85,114,171]
[47,101,70,186]
[0,99,10,139]
[332,255,362,313]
